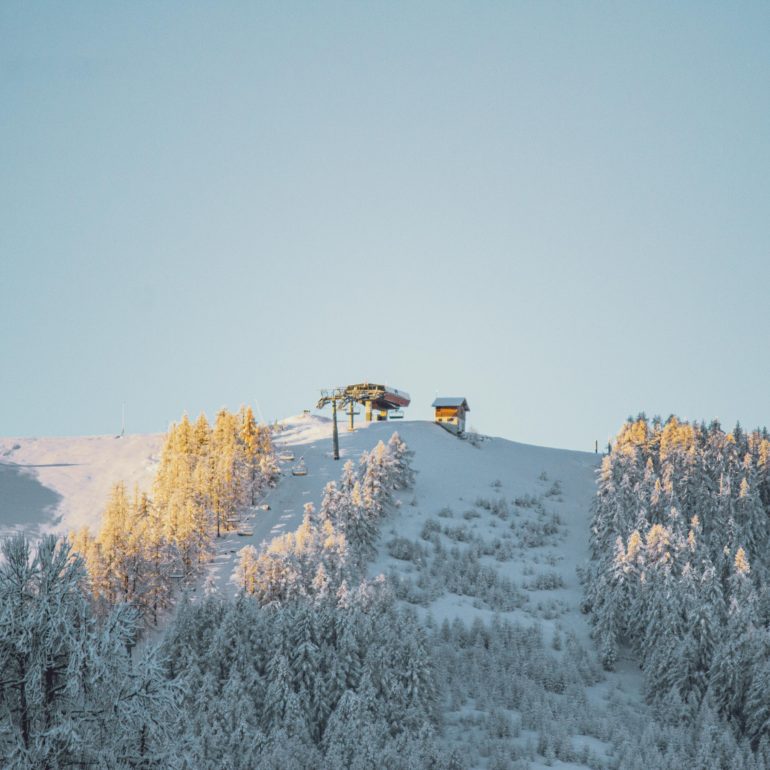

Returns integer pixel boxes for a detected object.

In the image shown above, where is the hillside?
[205,416,663,768]
[176,416,646,768]
[0,433,163,537]
[0,416,604,643]
[2,416,655,768]
[194,416,598,603]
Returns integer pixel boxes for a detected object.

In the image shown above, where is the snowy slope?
[0,417,601,621]
[0,416,605,654]
[213,415,597,600]
[207,413,406,592]
[1,416,650,767]
[0,433,163,535]
[371,421,599,628]
[211,414,600,628]
[223,416,654,770]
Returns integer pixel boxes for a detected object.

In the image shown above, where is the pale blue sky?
[1,3,769,450]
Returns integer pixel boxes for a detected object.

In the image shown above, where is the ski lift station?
[317,383,411,431]
[432,397,470,435]
[316,383,411,461]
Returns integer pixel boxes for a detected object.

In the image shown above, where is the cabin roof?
[432,397,470,411]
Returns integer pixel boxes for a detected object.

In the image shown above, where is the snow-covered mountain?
[2,416,660,768]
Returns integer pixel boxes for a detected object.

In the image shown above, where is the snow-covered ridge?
[0,433,164,534]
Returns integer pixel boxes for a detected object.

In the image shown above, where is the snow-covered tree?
[585,414,770,748]
[0,535,176,768]
[387,431,416,490]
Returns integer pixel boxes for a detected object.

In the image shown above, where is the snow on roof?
[431,397,470,410]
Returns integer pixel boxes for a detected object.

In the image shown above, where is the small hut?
[432,397,470,434]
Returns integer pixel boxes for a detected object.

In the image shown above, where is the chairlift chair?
[291,457,308,477]
[390,409,405,419]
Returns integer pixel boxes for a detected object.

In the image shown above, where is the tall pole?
[348,400,354,432]
[253,397,265,424]
[332,399,340,460]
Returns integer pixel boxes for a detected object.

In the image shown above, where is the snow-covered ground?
[0,414,612,655]
[1,414,606,631]
[208,413,413,593]
[0,433,163,534]
[216,414,601,629]
[0,461,61,539]
[0,415,649,768]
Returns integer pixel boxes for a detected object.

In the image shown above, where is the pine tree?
[344,481,379,564]
[210,409,244,537]
[709,553,759,729]
[360,442,393,519]
[744,629,770,745]
[0,535,175,768]
[387,431,416,489]
[339,459,359,494]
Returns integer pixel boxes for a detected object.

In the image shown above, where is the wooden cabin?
[432,397,470,434]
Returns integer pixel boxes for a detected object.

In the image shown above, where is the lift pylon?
[317,387,347,460]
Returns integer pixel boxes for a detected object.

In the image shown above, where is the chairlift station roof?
[318,383,411,410]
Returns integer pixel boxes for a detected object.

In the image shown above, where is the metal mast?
[317,387,346,460]
[331,399,339,460]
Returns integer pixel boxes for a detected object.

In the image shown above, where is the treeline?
[71,406,278,623]
[584,415,770,754]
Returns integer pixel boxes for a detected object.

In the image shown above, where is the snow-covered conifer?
[234,544,260,594]
[0,535,175,767]
[387,431,416,489]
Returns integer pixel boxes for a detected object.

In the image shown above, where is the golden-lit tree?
[71,406,278,624]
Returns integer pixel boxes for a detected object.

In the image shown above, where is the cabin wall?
[434,407,467,433]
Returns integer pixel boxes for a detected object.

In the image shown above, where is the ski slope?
[0,416,601,624]
[0,416,606,650]
[209,415,640,769]
[210,414,599,623]
[1,415,652,767]
[0,433,164,536]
